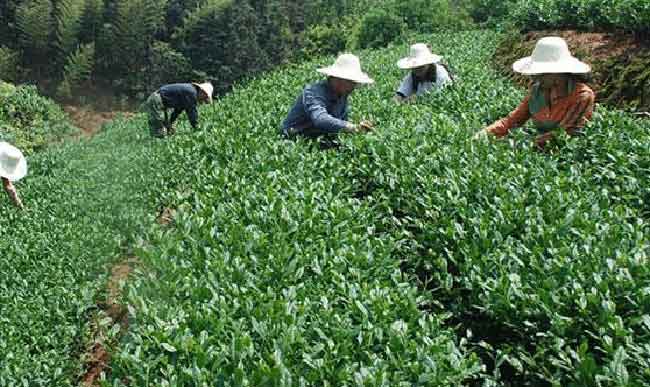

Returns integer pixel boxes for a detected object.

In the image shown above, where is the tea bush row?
[108,30,650,386]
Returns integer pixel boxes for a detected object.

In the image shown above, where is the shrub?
[0,82,77,153]
[353,8,405,49]
[467,0,514,24]
[392,0,474,32]
[0,46,22,82]
[301,24,349,59]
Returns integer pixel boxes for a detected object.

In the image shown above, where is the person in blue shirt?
[395,43,452,103]
[282,54,374,140]
[143,82,213,138]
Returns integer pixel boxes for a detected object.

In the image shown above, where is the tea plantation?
[2,30,650,386]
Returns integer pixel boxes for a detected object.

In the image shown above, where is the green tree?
[79,0,105,44]
[16,0,53,68]
[0,0,23,46]
[174,0,265,92]
[56,42,95,98]
[353,7,405,49]
[54,0,86,65]
[97,0,167,92]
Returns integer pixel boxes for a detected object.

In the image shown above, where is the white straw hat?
[397,43,442,69]
[513,37,591,75]
[0,142,27,182]
[317,54,374,84]
[193,82,214,103]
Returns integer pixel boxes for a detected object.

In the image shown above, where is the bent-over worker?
[474,37,595,149]
[143,82,213,138]
[281,54,374,139]
[395,43,453,103]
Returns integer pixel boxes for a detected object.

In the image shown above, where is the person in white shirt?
[395,43,452,103]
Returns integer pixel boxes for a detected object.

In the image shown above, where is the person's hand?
[345,122,359,133]
[534,132,553,150]
[472,128,490,141]
[166,124,176,135]
[359,120,374,132]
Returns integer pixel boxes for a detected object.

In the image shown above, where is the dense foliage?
[470,0,650,34]
[2,23,650,387]
[104,31,649,386]
[0,0,472,97]
[0,81,78,153]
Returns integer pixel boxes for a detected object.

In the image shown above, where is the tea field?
[2,30,650,386]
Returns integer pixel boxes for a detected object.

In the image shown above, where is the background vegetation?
[0,0,472,98]
[1,1,650,386]
[0,81,77,153]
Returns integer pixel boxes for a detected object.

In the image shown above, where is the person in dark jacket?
[281,54,374,140]
[143,82,213,138]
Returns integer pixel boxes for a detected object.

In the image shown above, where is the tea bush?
[2,28,650,387]
[0,82,78,154]
[474,0,650,34]
[108,30,650,386]
[0,119,199,385]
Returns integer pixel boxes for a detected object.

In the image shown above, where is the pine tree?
[55,0,86,65]
[174,0,267,92]
[56,42,94,98]
[79,0,104,44]
[0,0,24,46]
[98,0,167,91]
[16,0,54,65]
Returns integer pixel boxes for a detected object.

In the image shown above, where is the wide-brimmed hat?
[513,37,591,75]
[0,142,27,182]
[317,54,374,84]
[192,82,214,102]
[397,43,442,69]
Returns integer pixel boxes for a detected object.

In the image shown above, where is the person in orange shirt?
[474,37,595,149]
[0,142,27,209]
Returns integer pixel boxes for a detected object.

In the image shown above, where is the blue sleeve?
[303,87,349,134]
[343,101,350,122]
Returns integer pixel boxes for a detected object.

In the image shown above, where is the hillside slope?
[2,30,650,386]
[110,31,650,386]
[0,120,194,386]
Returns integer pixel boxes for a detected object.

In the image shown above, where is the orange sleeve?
[486,95,532,137]
[560,85,595,134]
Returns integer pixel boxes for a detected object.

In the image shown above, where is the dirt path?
[80,257,138,386]
[64,106,134,138]
[79,207,175,386]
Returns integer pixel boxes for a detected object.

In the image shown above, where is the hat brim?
[397,55,442,69]
[0,155,27,181]
[317,67,374,84]
[513,56,591,75]
[192,83,213,103]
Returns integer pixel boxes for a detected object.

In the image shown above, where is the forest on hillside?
[0,0,472,99]
[2,0,646,101]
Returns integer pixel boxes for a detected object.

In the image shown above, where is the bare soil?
[80,257,138,387]
[156,206,176,226]
[64,106,134,138]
